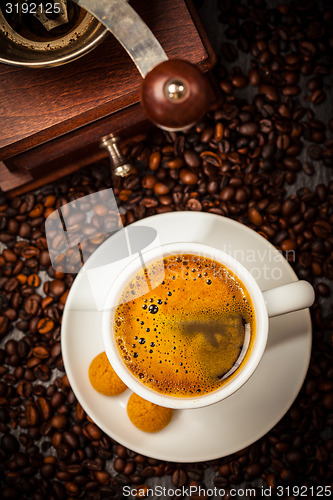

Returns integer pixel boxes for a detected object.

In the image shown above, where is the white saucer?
[61,212,312,463]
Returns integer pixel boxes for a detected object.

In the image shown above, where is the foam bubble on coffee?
[114,254,256,397]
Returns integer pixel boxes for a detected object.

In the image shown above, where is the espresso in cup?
[114,253,256,397]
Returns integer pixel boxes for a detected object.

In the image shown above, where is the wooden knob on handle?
[140,60,212,131]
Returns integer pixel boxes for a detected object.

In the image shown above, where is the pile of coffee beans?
[0,0,332,498]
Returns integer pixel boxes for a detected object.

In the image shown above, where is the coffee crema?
[113,254,256,397]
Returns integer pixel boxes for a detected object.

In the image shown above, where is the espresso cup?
[102,242,314,409]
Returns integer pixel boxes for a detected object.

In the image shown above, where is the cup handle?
[262,280,315,318]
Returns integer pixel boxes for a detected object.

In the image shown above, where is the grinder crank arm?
[71,0,212,131]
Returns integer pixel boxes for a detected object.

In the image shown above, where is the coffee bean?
[322,393,333,410]
[276,134,290,150]
[315,283,330,297]
[168,158,184,169]
[84,423,102,441]
[3,249,17,263]
[248,68,261,86]
[0,316,9,337]
[280,239,297,252]
[238,122,259,139]
[283,156,302,172]
[285,450,305,466]
[235,188,248,203]
[186,198,202,211]
[37,318,54,335]
[39,250,51,267]
[51,342,61,358]
[1,433,20,454]
[122,460,135,476]
[313,220,331,238]
[149,151,161,170]
[40,463,55,479]
[48,280,66,297]
[311,89,325,104]
[31,346,49,359]
[172,469,187,487]
[259,119,272,135]
[231,73,248,88]
[25,404,39,427]
[37,397,52,421]
[201,151,223,167]
[220,80,233,95]
[207,180,218,195]
[5,277,19,292]
[282,85,300,96]
[139,196,157,208]
[248,207,263,226]
[62,431,79,450]
[116,445,127,459]
[246,463,262,478]
[184,149,201,168]
[21,246,40,259]
[180,169,198,185]
[5,339,18,356]
[51,414,68,429]
[0,231,15,243]
[307,145,322,160]
[153,182,170,195]
[141,175,157,189]
[114,458,125,472]
[281,199,298,217]
[258,84,279,101]
[303,162,314,176]
[220,186,235,202]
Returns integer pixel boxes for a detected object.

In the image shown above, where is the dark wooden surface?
[0,0,214,160]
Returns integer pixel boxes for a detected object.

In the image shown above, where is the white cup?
[102,242,314,409]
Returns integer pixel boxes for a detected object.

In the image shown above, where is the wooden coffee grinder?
[0,0,216,195]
